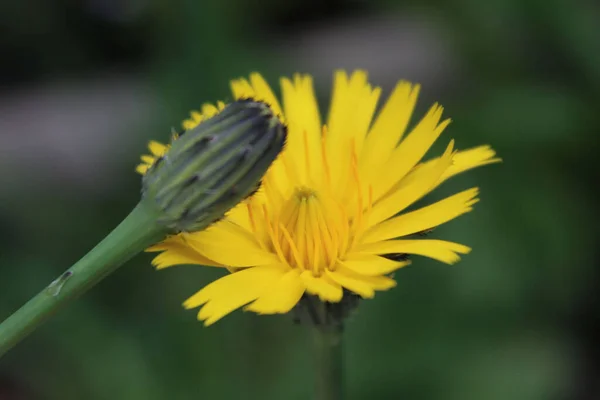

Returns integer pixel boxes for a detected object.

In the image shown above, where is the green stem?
[313,324,344,400]
[0,201,166,357]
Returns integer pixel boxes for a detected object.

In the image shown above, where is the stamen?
[337,205,350,255]
[281,154,297,183]
[327,213,340,262]
[280,224,304,270]
[277,199,299,257]
[314,208,335,269]
[349,139,364,249]
[320,198,341,268]
[304,205,316,271]
[246,201,267,250]
[247,202,257,236]
[312,239,320,276]
[363,184,374,227]
[273,212,279,239]
[295,199,308,267]
[350,140,363,212]
[263,174,283,214]
[303,130,311,180]
[260,179,353,277]
[306,198,320,245]
[262,205,288,266]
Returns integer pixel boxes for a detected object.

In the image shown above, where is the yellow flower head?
[139,70,500,326]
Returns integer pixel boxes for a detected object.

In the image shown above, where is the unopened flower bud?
[141,99,286,232]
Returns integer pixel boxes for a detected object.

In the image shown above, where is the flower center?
[270,186,346,276]
[248,126,373,277]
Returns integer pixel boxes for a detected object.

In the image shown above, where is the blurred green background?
[1,0,599,399]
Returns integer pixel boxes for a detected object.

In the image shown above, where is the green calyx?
[142,99,287,232]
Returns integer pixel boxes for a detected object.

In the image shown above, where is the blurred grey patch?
[275,13,459,91]
[0,74,161,192]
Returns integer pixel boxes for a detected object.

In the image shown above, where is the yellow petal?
[440,145,502,184]
[151,243,222,269]
[340,254,410,276]
[136,164,149,175]
[395,146,501,195]
[141,155,155,164]
[281,75,323,186]
[230,78,256,100]
[263,157,291,204]
[146,235,220,266]
[360,81,420,180]
[182,119,198,130]
[184,266,283,308]
[145,234,181,252]
[245,269,305,314]
[225,202,252,231]
[361,274,397,290]
[250,73,283,119]
[148,140,167,157]
[333,264,397,291]
[190,111,202,122]
[367,140,455,228]
[185,221,279,267]
[199,103,218,118]
[184,265,287,326]
[357,239,471,265]
[326,70,381,196]
[362,187,479,243]
[326,267,375,299]
[301,271,343,302]
[372,104,449,201]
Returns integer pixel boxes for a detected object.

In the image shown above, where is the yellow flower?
[139,70,500,326]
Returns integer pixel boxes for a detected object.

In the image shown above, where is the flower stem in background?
[0,201,167,357]
[313,321,344,400]
[295,294,356,400]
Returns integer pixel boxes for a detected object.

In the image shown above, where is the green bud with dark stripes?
[141,99,287,232]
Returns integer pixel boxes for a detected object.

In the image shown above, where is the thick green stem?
[313,324,344,400]
[0,201,166,357]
